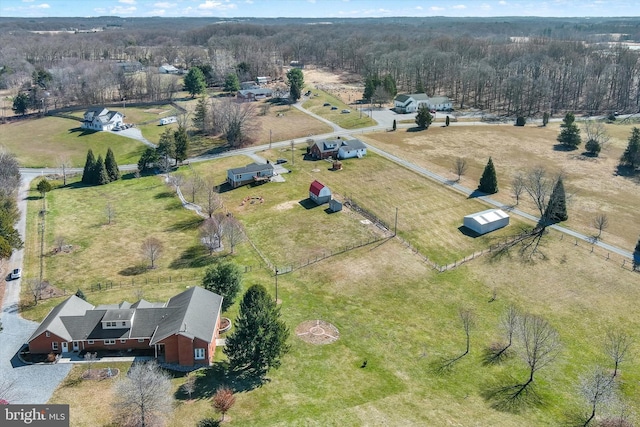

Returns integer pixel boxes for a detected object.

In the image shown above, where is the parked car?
[113,126,121,131]
[341,109,351,114]
[331,106,338,110]
[430,109,436,114]
[323,102,331,107]
[276,158,288,164]
[10,268,21,280]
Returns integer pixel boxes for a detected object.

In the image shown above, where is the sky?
[1,0,639,18]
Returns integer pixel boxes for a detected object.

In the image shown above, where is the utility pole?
[274,267,279,303]
[269,129,272,150]
[394,207,398,236]
[291,140,295,165]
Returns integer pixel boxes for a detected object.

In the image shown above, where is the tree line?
[3,17,640,116]
[0,151,22,259]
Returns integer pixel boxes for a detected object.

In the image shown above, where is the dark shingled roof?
[102,309,135,322]
[150,286,223,345]
[228,163,274,175]
[340,139,366,151]
[27,296,95,342]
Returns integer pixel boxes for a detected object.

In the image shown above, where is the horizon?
[2,0,640,19]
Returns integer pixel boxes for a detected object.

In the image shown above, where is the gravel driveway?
[0,173,72,404]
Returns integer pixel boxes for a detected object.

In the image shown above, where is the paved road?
[0,172,72,404]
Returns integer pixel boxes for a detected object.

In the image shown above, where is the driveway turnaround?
[0,173,72,404]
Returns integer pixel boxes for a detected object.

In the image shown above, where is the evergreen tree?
[635,236,640,254]
[94,155,110,185]
[12,93,29,115]
[184,67,207,98]
[137,147,158,173]
[224,73,240,92]
[392,119,396,131]
[478,157,498,194]
[544,176,568,223]
[286,68,304,103]
[363,75,381,100]
[81,149,96,184]
[557,112,581,149]
[193,96,209,133]
[415,79,425,93]
[542,111,550,127]
[620,127,640,169]
[415,105,432,129]
[382,74,397,97]
[105,147,120,182]
[174,126,189,165]
[156,128,175,172]
[585,138,601,156]
[445,115,450,127]
[75,289,86,301]
[202,261,242,312]
[36,178,52,198]
[224,284,290,379]
[515,116,526,126]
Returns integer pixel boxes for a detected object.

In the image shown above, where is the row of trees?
[137,126,189,173]
[81,148,120,186]
[0,151,22,259]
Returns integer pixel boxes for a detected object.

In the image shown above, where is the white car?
[10,268,21,280]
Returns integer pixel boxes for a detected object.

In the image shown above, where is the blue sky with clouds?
[2,0,639,18]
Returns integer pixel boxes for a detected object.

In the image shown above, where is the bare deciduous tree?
[593,213,609,240]
[182,373,197,400]
[582,120,610,153]
[511,173,525,205]
[112,361,174,427]
[57,155,72,187]
[213,99,259,147]
[184,175,204,204]
[105,202,115,225]
[453,157,468,182]
[204,179,223,218]
[25,279,46,305]
[224,215,246,254]
[579,367,616,427]
[84,352,97,377]
[460,307,474,356]
[513,314,560,398]
[485,305,519,364]
[605,330,631,378]
[54,235,66,252]
[200,215,224,255]
[212,386,236,422]
[141,237,163,269]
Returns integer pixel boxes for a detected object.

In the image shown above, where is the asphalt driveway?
[0,173,72,404]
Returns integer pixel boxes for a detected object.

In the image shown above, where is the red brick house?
[27,286,223,367]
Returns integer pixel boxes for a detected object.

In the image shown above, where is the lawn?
[0,116,146,168]
[361,122,640,252]
[303,88,376,129]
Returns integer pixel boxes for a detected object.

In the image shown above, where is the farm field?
[0,116,146,168]
[361,122,640,252]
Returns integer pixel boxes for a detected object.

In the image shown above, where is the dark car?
[276,158,288,164]
[323,102,331,107]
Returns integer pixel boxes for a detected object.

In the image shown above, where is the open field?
[0,116,147,168]
[361,122,640,252]
[48,235,640,426]
[302,89,376,129]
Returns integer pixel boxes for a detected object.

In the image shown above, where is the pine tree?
[105,147,120,182]
[174,126,189,165]
[392,119,396,131]
[620,127,640,169]
[81,149,96,184]
[415,105,432,129]
[224,73,240,92]
[557,112,581,149]
[445,115,450,127]
[94,155,110,186]
[192,96,208,133]
[224,284,289,379]
[635,236,640,254]
[544,176,568,223]
[184,67,206,97]
[202,262,242,312]
[478,157,498,194]
[542,111,550,127]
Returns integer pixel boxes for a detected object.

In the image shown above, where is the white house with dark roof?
[81,107,124,131]
[337,139,367,159]
[393,94,452,113]
[27,286,223,367]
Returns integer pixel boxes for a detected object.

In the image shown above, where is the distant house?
[256,76,271,85]
[463,209,509,235]
[116,61,143,73]
[27,286,223,367]
[393,94,452,113]
[337,139,367,159]
[158,64,180,74]
[227,163,274,188]
[309,180,332,204]
[237,88,273,101]
[394,94,430,113]
[81,107,124,131]
[289,61,304,69]
[241,81,259,90]
[159,116,177,126]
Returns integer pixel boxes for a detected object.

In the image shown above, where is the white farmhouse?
[81,107,124,131]
[393,94,452,113]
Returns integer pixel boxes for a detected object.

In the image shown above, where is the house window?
[194,348,205,360]
[122,322,126,326]
[104,339,116,345]
[52,342,58,351]
[45,331,51,337]
[120,339,127,344]
[138,339,145,343]
[88,340,94,344]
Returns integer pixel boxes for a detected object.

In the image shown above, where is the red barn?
[309,180,332,204]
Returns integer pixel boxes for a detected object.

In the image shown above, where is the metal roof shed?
[463,209,509,235]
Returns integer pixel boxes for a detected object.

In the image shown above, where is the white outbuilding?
[463,209,509,235]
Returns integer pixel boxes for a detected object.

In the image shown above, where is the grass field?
[0,116,147,168]
[303,88,376,129]
[361,122,640,252]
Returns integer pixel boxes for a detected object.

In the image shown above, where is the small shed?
[329,199,342,212]
[463,209,509,235]
[309,180,331,205]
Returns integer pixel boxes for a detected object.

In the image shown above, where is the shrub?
[515,116,526,126]
[197,418,220,427]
